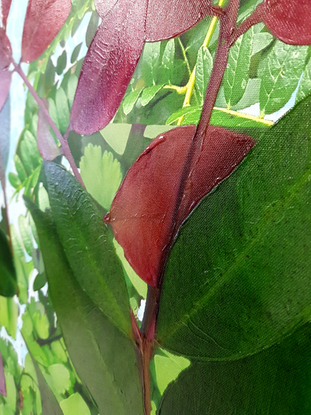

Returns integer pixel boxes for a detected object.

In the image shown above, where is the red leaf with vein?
[21,0,71,63]
[70,0,146,135]
[0,352,6,397]
[37,100,61,161]
[145,0,223,42]
[104,126,255,287]
[263,0,311,45]
[1,0,12,29]
[0,28,11,70]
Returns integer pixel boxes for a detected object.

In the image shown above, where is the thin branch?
[12,61,84,187]
[230,2,265,47]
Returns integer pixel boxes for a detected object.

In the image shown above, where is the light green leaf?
[55,88,70,134]
[123,88,144,115]
[141,42,161,86]
[159,39,175,84]
[195,46,213,106]
[157,95,311,360]
[80,145,122,210]
[224,27,253,108]
[14,154,27,183]
[141,85,164,106]
[70,43,82,63]
[48,364,71,396]
[259,42,308,115]
[144,125,174,139]
[18,215,33,257]
[60,393,90,415]
[100,123,131,155]
[252,32,273,55]
[56,51,67,76]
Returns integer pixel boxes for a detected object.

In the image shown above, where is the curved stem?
[12,62,84,187]
[230,2,265,47]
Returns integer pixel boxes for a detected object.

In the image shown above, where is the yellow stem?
[213,107,273,126]
[177,0,226,125]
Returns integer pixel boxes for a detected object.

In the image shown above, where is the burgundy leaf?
[94,0,118,18]
[263,0,311,45]
[145,0,223,42]
[21,0,71,63]
[0,28,11,70]
[0,352,6,397]
[1,0,12,29]
[104,126,255,287]
[71,0,147,135]
[0,69,11,112]
[37,100,61,161]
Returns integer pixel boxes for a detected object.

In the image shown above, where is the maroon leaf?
[0,28,11,70]
[71,0,146,135]
[145,0,223,42]
[0,352,6,397]
[37,100,61,161]
[104,126,255,286]
[263,0,311,45]
[0,69,11,112]
[21,0,71,63]
[1,0,12,29]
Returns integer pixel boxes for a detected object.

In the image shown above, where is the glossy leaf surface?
[157,95,311,360]
[0,229,17,297]
[158,323,311,415]
[1,0,12,28]
[105,126,255,286]
[44,162,131,336]
[71,0,146,134]
[26,201,144,415]
[21,0,71,63]
[263,0,311,45]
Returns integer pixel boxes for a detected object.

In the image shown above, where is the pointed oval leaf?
[145,0,223,42]
[0,229,17,297]
[263,0,311,45]
[0,28,12,70]
[37,104,61,161]
[105,126,255,286]
[1,0,12,29]
[70,0,146,134]
[21,0,71,63]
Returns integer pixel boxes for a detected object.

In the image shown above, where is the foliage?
[1,0,311,414]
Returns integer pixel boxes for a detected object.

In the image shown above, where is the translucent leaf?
[100,122,131,155]
[37,103,61,161]
[80,144,122,211]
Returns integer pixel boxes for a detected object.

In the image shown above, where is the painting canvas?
[0,0,311,413]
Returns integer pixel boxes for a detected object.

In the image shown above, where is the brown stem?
[12,62,84,187]
[229,2,265,47]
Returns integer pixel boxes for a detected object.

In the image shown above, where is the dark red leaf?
[0,28,11,70]
[71,0,146,135]
[0,352,6,397]
[1,0,12,29]
[263,0,311,45]
[104,126,255,286]
[145,0,223,42]
[0,69,11,112]
[94,0,118,18]
[21,0,71,63]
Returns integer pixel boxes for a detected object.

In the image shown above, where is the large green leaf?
[26,201,144,415]
[44,162,131,336]
[157,95,311,360]
[158,323,311,415]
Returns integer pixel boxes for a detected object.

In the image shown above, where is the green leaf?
[157,95,311,360]
[80,145,122,211]
[70,43,82,64]
[231,78,260,111]
[224,27,253,108]
[195,46,213,106]
[100,123,131,156]
[33,273,46,291]
[0,230,17,297]
[159,39,175,84]
[259,42,308,115]
[296,58,311,103]
[55,88,70,134]
[0,297,18,339]
[44,162,131,336]
[20,130,41,175]
[66,74,78,109]
[8,173,21,189]
[26,201,144,415]
[85,11,99,48]
[48,364,71,396]
[252,32,273,55]
[140,85,164,106]
[158,323,311,415]
[140,42,161,86]
[56,51,67,75]
[14,154,27,183]
[18,215,33,257]
[60,393,90,415]
[123,88,143,115]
